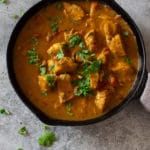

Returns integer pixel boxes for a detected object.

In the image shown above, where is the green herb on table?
[77,49,95,62]
[123,31,129,36]
[51,21,58,32]
[65,102,73,116]
[12,14,19,19]
[42,125,51,131]
[0,0,7,4]
[73,77,92,97]
[124,56,131,64]
[17,148,23,150]
[45,74,56,87]
[69,34,81,48]
[20,9,24,16]
[55,2,62,10]
[38,126,57,147]
[56,49,64,59]
[0,108,11,115]
[39,65,46,75]
[27,47,39,65]
[18,127,28,136]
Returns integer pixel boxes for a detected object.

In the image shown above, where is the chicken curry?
[13,1,138,121]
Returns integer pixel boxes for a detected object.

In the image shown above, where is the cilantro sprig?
[69,34,82,48]
[18,126,28,136]
[65,102,73,116]
[38,125,56,147]
[73,77,92,97]
[27,47,39,65]
[0,108,11,115]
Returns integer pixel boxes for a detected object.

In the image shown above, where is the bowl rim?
[7,0,147,126]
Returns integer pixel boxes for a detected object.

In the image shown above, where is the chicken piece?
[63,2,85,21]
[97,48,111,64]
[108,34,126,57]
[111,61,134,79]
[89,73,99,90]
[47,42,67,58]
[90,1,99,17]
[95,90,110,112]
[104,21,119,44]
[57,74,74,103]
[38,75,48,92]
[48,57,77,75]
[84,29,97,52]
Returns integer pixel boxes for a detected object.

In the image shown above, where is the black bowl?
[7,0,147,126]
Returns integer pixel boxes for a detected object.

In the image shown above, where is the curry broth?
[13,1,138,120]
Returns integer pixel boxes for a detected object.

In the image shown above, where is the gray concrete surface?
[0,0,150,150]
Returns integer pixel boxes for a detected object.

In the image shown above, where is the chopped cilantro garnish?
[42,125,51,131]
[38,132,56,147]
[49,65,55,72]
[45,74,56,87]
[79,42,86,48]
[27,48,39,65]
[0,108,11,115]
[65,102,73,116]
[77,49,95,62]
[31,36,38,43]
[56,2,62,10]
[124,56,131,64]
[39,65,46,75]
[74,77,92,97]
[69,35,81,48]
[12,14,19,19]
[79,60,102,75]
[123,31,129,36]
[70,18,77,24]
[51,21,58,32]
[0,0,7,4]
[56,49,64,59]
[18,127,28,136]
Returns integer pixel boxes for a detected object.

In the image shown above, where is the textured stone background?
[0,0,150,150]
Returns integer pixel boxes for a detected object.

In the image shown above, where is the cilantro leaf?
[65,102,73,116]
[18,127,28,136]
[123,31,129,36]
[45,74,56,87]
[0,0,7,4]
[77,49,95,62]
[79,60,102,75]
[17,148,23,150]
[39,65,46,75]
[79,42,86,48]
[56,49,64,59]
[27,48,39,65]
[49,65,55,72]
[74,77,92,97]
[0,108,11,115]
[56,3,62,10]
[42,125,51,131]
[51,21,58,32]
[69,35,81,48]
[38,132,56,147]
[124,56,131,64]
